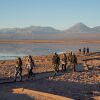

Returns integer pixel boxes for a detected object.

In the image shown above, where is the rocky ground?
[0,52,100,100]
[49,70,100,84]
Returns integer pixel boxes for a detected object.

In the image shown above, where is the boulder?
[75,64,85,72]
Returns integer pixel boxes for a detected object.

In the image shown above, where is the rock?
[75,64,85,72]
[88,65,94,70]
[84,66,88,71]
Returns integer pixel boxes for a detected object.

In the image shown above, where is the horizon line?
[0,22,100,30]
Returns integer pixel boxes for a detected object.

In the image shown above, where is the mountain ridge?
[0,22,100,40]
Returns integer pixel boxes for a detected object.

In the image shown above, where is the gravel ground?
[0,52,100,100]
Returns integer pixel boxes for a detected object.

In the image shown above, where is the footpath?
[0,71,64,84]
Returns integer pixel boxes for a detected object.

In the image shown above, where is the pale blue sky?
[0,0,100,29]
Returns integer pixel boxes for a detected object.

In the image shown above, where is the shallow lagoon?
[0,43,100,60]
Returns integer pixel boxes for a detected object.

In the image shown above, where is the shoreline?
[0,51,99,76]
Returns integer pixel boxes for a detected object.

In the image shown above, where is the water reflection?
[0,43,100,60]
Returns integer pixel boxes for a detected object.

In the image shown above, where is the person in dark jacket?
[67,52,72,69]
[71,53,77,72]
[26,55,35,79]
[52,52,60,75]
[87,47,89,54]
[61,53,67,71]
[14,57,23,82]
[79,49,81,54]
[83,48,86,54]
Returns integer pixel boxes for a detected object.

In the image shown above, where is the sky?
[0,0,100,30]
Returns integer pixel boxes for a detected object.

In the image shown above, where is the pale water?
[0,43,100,60]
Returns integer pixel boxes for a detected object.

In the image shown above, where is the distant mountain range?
[0,22,100,40]
[64,22,100,33]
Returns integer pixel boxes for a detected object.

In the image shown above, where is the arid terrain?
[0,52,100,100]
[0,39,100,44]
[0,0,100,99]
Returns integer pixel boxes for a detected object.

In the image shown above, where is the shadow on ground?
[0,74,100,100]
[0,92,34,100]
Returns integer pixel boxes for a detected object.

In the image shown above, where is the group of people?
[79,47,90,54]
[52,52,77,75]
[14,52,78,81]
[14,55,35,82]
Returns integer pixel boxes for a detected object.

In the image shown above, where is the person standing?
[83,48,86,54]
[26,55,35,79]
[61,53,67,71]
[14,57,23,82]
[72,53,77,72]
[52,52,60,75]
[67,52,73,69]
[87,47,89,54]
[78,49,81,54]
